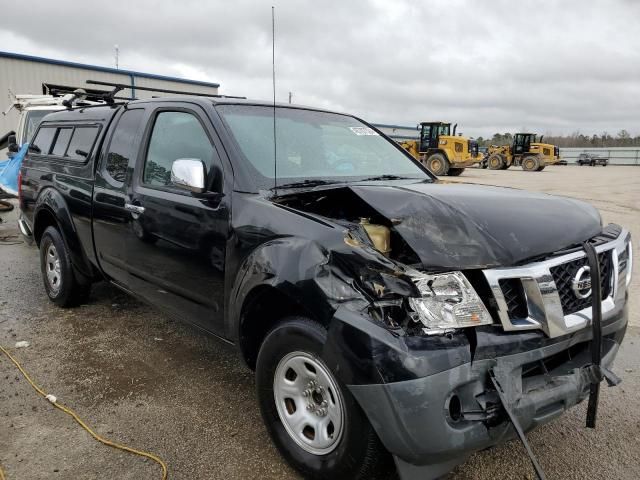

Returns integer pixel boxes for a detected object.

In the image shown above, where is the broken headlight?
[408,271,493,334]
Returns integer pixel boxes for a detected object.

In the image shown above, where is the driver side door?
[124,104,230,336]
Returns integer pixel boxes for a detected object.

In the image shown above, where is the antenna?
[114,44,119,70]
[272,6,277,193]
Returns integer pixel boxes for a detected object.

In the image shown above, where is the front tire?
[40,226,90,307]
[522,155,541,171]
[256,317,391,480]
[424,153,449,176]
[487,153,505,170]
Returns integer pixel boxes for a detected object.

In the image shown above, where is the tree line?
[475,130,640,148]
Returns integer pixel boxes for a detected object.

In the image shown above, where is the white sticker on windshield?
[349,127,379,136]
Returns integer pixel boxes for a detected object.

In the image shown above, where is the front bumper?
[324,304,627,479]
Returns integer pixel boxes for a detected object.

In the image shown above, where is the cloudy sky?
[2,0,639,138]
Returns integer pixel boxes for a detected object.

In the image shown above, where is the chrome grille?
[549,251,612,315]
[498,278,528,318]
[482,227,629,338]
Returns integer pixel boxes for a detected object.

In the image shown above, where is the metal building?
[372,123,419,141]
[0,50,220,137]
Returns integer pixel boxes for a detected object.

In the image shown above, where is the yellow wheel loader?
[486,133,560,172]
[400,122,481,176]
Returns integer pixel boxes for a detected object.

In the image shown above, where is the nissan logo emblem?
[571,266,592,299]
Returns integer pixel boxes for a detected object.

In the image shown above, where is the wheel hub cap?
[274,351,345,455]
[45,245,62,293]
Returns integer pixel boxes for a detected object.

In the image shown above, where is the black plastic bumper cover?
[324,305,627,479]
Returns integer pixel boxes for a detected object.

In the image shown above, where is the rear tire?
[40,226,91,307]
[522,155,541,171]
[425,153,449,176]
[447,168,465,176]
[256,316,392,480]
[487,153,504,170]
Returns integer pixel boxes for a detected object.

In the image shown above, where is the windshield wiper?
[273,179,339,190]
[358,174,419,181]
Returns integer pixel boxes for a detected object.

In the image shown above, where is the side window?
[143,111,214,187]
[104,109,145,185]
[67,126,99,160]
[31,126,56,154]
[51,127,73,156]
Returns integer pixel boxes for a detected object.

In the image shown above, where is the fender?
[34,187,96,280]
[226,236,341,342]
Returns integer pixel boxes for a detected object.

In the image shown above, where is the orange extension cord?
[0,345,167,479]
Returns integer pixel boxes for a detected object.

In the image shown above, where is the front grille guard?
[483,228,630,339]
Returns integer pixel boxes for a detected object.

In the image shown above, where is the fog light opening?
[448,394,462,422]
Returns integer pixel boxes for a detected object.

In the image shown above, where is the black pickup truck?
[576,153,609,166]
[18,97,632,480]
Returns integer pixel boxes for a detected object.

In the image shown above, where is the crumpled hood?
[349,182,602,269]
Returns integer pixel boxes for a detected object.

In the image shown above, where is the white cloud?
[2,0,639,137]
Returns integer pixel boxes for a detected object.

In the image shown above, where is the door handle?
[124,203,145,215]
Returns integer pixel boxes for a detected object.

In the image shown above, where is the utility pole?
[288,91,292,104]
[114,45,119,70]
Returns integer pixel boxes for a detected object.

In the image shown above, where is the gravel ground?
[0,165,638,480]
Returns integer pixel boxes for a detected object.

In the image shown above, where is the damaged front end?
[272,185,632,480]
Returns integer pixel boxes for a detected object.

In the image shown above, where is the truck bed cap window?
[31,126,56,154]
[30,124,100,161]
[51,128,73,156]
[67,126,100,160]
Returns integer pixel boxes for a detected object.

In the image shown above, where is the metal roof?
[0,50,220,88]
[372,123,416,130]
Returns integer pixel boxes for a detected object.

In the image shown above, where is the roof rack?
[86,80,246,104]
[43,83,130,102]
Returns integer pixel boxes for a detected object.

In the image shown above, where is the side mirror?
[8,134,19,153]
[170,158,207,194]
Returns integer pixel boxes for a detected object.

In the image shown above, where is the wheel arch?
[33,187,96,280]
[33,206,61,246]
[238,284,322,370]
[227,237,337,370]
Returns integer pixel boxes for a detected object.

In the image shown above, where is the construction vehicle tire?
[447,168,465,176]
[425,153,449,176]
[488,153,505,170]
[536,165,546,171]
[522,155,541,171]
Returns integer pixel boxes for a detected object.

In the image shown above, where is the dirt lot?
[1,165,639,480]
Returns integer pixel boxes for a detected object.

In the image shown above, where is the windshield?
[217,105,427,188]
[23,110,56,144]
